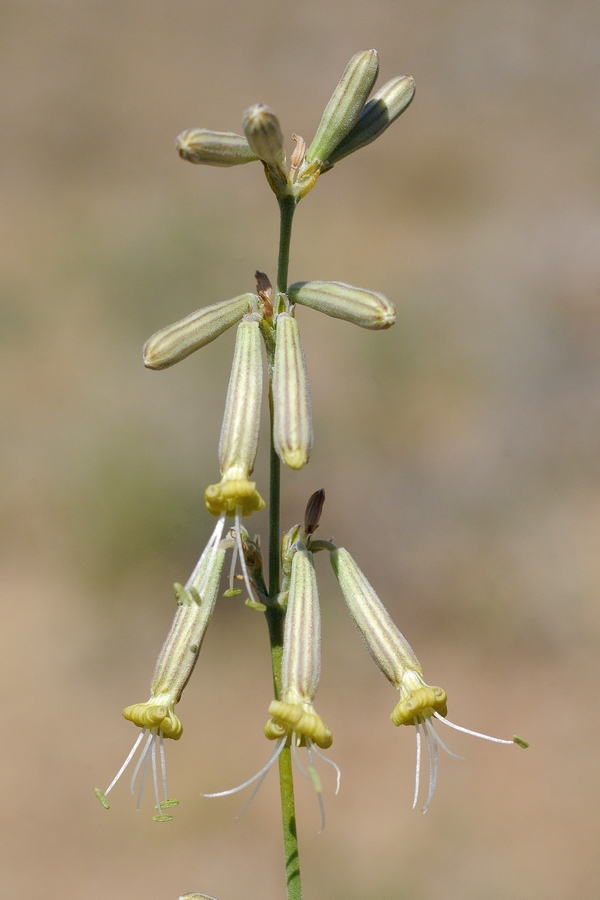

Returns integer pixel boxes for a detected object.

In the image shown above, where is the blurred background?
[1,1,600,898]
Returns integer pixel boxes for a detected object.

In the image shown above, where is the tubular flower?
[204,317,265,519]
[202,544,339,831]
[272,313,313,470]
[330,547,528,812]
[95,531,226,820]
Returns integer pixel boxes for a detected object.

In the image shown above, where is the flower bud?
[305,50,379,164]
[179,894,220,900]
[242,104,286,168]
[205,319,265,517]
[326,76,415,165]
[176,128,259,166]
[288,281,396,330]
[273,314,313,470]
[143,294,254,370]
[330,548,423,684]
[265,547,332,749]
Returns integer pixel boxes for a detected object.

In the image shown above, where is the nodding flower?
[201,542,340,832]
[330,547,528,813]
[204,316,265,522]
[94,532,226,821]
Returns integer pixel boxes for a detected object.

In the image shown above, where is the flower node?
[122,701,183,740]
[265,699,333,749]
[204,477,265,517]
[390,683,448,727]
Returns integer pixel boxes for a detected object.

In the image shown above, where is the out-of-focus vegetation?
[2,2,600,898]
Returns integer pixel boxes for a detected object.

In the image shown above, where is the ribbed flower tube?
[242,104,286,168]
[305,50,379,165]
[326,75,415,166]
[272,314,312,470]
[288,281,396,330]
[265,547,332,749]
[176,129,259,166]
[122,544,226,740]
[205,318,265,517]
[330,547,422,684]
[143,294,253,370]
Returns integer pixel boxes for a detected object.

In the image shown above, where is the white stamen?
[433,712,515,744]
[234,509,259,604]
[136,733,154,811]
[421,719,436,813]
[151,735,162,814]
[311,744,342,795]
[412,722,421,810]
[201,738,286,799]
[307,744,326,833]
[159,733,168,800]
[103,730,146,797]
[291,739,310,781]
[130,731,154,795]
[427,721,463,759]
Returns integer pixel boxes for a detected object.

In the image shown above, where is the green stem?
[265,193,301,900]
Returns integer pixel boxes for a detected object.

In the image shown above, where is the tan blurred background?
[2,1,600,898]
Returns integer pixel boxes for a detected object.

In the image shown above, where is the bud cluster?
[175,49,415,201]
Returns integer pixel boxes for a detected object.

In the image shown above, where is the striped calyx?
[176,129,259,166]
[330,548,447,726]
[205,318,265,517]
[288,280,396,330]
[326,75,415,166]
[272,314,313,470]
[305,50,379,165]
[264,547,332,749]
[242,104,286,168]
[143,294,253,370]
[122,545,226,740]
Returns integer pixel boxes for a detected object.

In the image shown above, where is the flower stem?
[264,193,301,900]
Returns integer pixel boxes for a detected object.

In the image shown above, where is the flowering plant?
[95,50,527,899]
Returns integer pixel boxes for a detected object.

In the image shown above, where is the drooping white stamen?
[433,712,516,745]
[151,736,162,814]
[185,512,227,596]
[311,744,341,795]
[130,731,154,795]
[412,723,421,810]
[428,721,463,760]
[136,734,154,810]
[307,743,326,833]
[103,729,146,797]
[201,738,286,799]
[420,719,437,814]
[234,509,258,604]
[291,739,310,781]
[159,733,168,800]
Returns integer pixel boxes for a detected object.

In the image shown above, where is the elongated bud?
[143,294,254,370]
[273,314,313,470]
[330,548,421,683]
[326,76,415,165]
[176,128,259,166]
[205,319,265,517]
[306,50,379,164]
[288,281,396,330]
[242,104,286,168]
[265,548,332,749]
[122,544,226,739]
